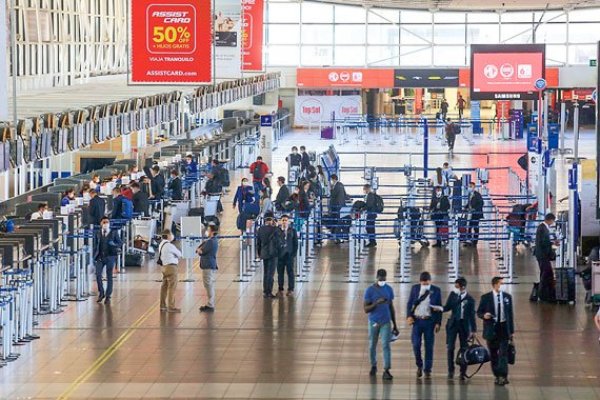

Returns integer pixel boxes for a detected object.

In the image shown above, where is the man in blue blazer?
[477,276,515,386]
[406,271,443,379]
[443,277,477,380]
[94,217,122,305]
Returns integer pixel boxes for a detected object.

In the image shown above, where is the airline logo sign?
[297,68,393,88]
[294,96,362,126]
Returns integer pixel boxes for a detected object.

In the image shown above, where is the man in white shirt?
[158,229,183,313]
[30,203,47,220]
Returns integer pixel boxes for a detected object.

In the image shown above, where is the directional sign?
[534,78,547,91]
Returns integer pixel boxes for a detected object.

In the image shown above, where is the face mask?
[436,192,442,198]
[421,284,431,291]
[377,281,386,287]
[292,151,297,155]
[102,224,109,232]
[452,287,461,295]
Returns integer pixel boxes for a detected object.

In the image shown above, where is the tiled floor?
[1,128,599,399]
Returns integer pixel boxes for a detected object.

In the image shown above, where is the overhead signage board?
[394,69,460,88]
[470,44,545,100]
[296,68,395,89]
[214,0,242,78]
[129,0,213,85]
[241,0,264,71]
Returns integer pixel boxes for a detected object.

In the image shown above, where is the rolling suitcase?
[555,268,576,303]
[125,252,143,267]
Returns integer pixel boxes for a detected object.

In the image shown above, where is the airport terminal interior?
[1,0,600,399]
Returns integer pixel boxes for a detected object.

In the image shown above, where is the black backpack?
[374,194,384,213]
[253,162,264,181]
[452,123,461,135]
[262,228,285,259]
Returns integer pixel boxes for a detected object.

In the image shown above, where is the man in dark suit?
[534,213,556,302]
[110,187,124,220]
[274,177,290,211]
[94,217,122,305]
[168,169,183,201]
[300,146,311,175]
[88,189,106,227]
[443,277,477,380]
[465,182,484,247]
[256,213,281,299]
[406,271,443,379]
[131,182,149,217]
[277,215,298,296]
[329,174,347,243]
[364,184,378,248]
[477,276,515,386]
[144,165,165,199]
[430,187,450,247]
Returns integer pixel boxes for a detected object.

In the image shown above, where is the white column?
[259,115,274,168]
[0,0,9,120]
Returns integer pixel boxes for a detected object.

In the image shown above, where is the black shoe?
[369,366,377,376]
[416,368,423,378]
[199,306,215,313]
[382,369,393,380]
[448,372,454,380]
[97,295,105,303]
[460,373,467,381]
[432,243,441,248]
[104,298,111,305]
[424,372,432,379]
[370,242,378,247]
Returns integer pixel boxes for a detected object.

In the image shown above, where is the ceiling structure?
[313,0,600,11]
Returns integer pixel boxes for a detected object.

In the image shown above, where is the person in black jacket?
[256,213,281,299]
[169,169,183,201]
[465,182,484,247]
[534,213,556,302]
[300,146,311,175]
[94,217,122,305]
[131,182,149,217]
[88,189,106,227]
[110,187,124,220]
[443,277,477,380]
[274,177,290,211]
[477,277,515,386]
[145,165,165,200]
[277,215,298,296]
[364,184,378,248]
[430,186,450,247]
[286,146,301,168]
[329,175,347,243]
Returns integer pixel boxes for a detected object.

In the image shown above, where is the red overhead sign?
[241,0,264,71]
[130,0,213,84]
[297,68,395,88]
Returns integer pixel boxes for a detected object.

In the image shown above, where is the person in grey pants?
[197,224,219,312]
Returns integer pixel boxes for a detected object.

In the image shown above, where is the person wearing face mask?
[286,146,301,168]
[94,217,122,305]
[233,178,254,213]
[363,269,398,381]
[430,186,450,247]
[442,278,477,380]
[299,146,311,175]
[90,174,101,193]
[465,182,484,247]
[274,177,290,212]
[169,169,183,201]
[61,189,76,207]
[197,225,219,312]
[88,189,106,227]
[158,229,183,313]
[364,184,378,248]
[477,277,514,386]
[328,174,347,243]
[277,215,298,297]
[185,154,199,176]
[30,203,48,221]
[534,213,557,302]
[406,271,443,379]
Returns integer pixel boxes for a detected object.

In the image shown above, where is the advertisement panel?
[296,68,394,88]
[294,96,362,126]
[129,0,212,84]
[241,0,264,71]
[470,44,545,100]
[393,69,459,88]
[215,0,242,78]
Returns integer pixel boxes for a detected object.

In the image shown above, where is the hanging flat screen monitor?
[470,44,545,101]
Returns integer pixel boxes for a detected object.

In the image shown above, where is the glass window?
[301,25,334,44]
[534,10,566,23]
[267,45,299,66]
[535,23,566,44]
[467,12,499,23]
[546,44,567,66]
[467,24,499,44]
[367,24,400,45]
[400,24,432,45]
[335,5,366,23]
[434,24,465,44]
[433,12,465,23]
[568,44,596,65]
[267,25,300,44]
[569,23,600,44]
[433,46,466,66]
[302,2,334,23]
[335,46,366,66]
[400,10,432,24]
[368,8,399,24]
[501,12,533,23]
[267,3,300,23]
[335,24,366,45]
[367,46,399,66]
[301,45,333,66]
[568,8,600,22]
[400,46,432,66]
[501,23,532,43]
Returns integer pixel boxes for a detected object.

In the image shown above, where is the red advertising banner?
[130,0,213,84]
[241,0,264,71]
[297,68,394,88]
[473,52,544,94]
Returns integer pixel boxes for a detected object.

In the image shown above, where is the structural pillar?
[259,114,274,168]
[0,0,8,121]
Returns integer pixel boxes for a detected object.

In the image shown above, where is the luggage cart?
[131,218,156,253]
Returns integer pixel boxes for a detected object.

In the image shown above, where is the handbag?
[507,340,516,365]
[455,336,491,378]
[133,235,149,251]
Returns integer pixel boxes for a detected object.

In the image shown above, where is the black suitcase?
[125,252,143,267]
[189,207,204,217]
[555,268,576,303]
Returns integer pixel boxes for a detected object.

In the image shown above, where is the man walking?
[407,271,443,379]
[158,229,182,313]
[364,269,398,381]
[256,213,281,298]
[477,277,515,386]
[534,213,557,302]
[456,94,466,119]
[364,184,378,248]
[250,156,270,202]
[440,98,449,120]
[465,182,484,247]
[198,224,219,312]
[94,217,122,305]
[277,215,298,297]
[445,118,457,153]
[443,278,477,380]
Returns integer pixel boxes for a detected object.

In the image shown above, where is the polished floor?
[1,129,599,400]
